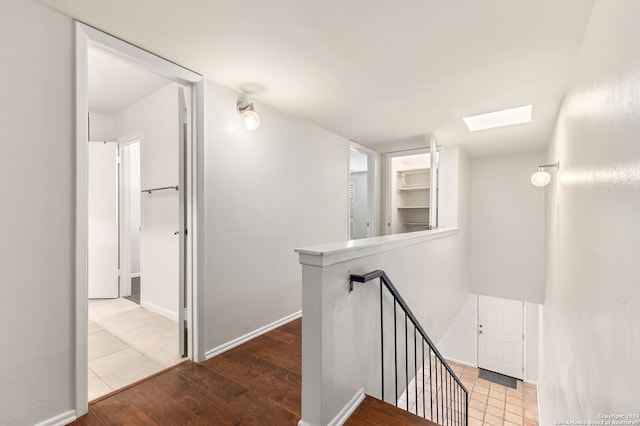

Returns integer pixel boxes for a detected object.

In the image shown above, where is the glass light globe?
[241,110,261,131]
[531,170,551,187]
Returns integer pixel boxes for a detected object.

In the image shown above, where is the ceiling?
[36,0,595,156]
[88,47,172,115]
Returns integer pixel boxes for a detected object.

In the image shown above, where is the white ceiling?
[88,48,172,115]
[36,0,595,156]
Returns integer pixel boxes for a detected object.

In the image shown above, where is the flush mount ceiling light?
[531,162,559,187]
[463,105,532,132]
[237,100,260,131]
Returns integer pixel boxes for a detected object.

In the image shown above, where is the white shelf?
[397,168,429,175]
[398,185,430,192]
[404,222,429,226]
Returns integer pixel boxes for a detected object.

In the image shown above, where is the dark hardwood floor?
[345,396,438,426]
[72,318,436,425]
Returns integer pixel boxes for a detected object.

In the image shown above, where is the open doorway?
[86,45,189,400]
[348,142,377,239]
[77,23,203,411]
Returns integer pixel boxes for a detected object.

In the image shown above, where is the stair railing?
[350,270,468,426]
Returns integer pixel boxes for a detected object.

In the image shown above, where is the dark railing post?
[421,339,425,418]
[404,312,409,411]
[429,347,434,422]
[393,299,398,406]
[414,326,417,415]
[379,280,384,402]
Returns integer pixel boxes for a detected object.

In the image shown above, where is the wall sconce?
[531,162,559,187]
[237,100,261,131]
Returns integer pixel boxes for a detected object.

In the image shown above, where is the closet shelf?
[404,222,430,226]
[396,168,429,175]
[397,206,430,209]
[398,185,430,192]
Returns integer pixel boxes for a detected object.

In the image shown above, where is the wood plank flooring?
[345,396,439,426]
[72,318,437,425]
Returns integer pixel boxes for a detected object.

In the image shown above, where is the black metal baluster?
[413,325,417,415]
[434,356,439,423]
[456,385,460,425]
[429,347,434,422]
[380,280,384,402]
[448,376,452,425]
[440,361,444,425]
[421,338,425,419]
[394,299,398,406]
[445,368,449,425]
[449,374,453,425]
[465,390,468,426]
[405,312,409,411]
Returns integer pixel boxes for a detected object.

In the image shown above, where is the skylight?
[463,105,532,131]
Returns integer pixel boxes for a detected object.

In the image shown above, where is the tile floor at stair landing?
[450,360,539,426]
[88,298,185,401]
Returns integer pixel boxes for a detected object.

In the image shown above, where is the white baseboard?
[141,301,178,322]
[328,387,365,426]
[34,410,76,426]
[444,356,477,368]
[205,310,302,359]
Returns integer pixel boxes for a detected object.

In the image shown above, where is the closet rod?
[142,186,179,194]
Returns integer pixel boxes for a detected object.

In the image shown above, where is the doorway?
[86,45,189,399]
[348,142,377,239]
[385,147,438,235]
[477,295,524,379]
[76,22,204,415]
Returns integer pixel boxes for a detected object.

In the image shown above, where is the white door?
[88,141,119,299]
[178,88,188,357]
[478,295,524,379]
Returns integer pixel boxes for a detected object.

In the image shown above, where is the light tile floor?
[451,360,539,426]
[88,298,185,401]
[397,358,539,426]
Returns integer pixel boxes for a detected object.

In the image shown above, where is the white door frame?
[348,141,377,239]
[75,22,205,417]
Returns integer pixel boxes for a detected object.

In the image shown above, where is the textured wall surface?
[540,0,640,422]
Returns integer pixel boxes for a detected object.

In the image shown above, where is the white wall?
[524,302,540,383]
[540,0,640,422]
[438,294,478,366]
[88,113,115,141]
[471,151,546,303]
[114,82,184,320]
[203,79,350,352]
[0,0,75,424]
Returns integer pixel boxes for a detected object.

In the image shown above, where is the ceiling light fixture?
[237,100,261,131]
[531,162,559,187]
[463,105,532,132]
